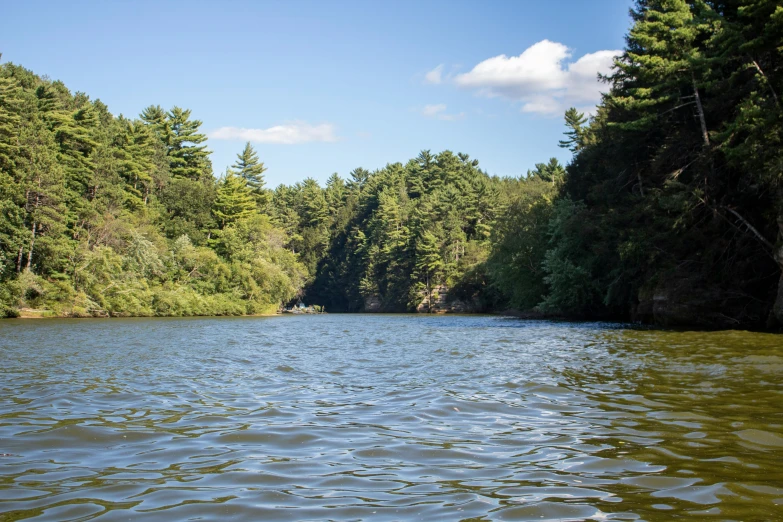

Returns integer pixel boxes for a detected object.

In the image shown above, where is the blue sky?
[1,0,633,187]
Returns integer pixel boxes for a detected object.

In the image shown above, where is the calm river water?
[1,314,782,521]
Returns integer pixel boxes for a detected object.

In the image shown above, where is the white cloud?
[424,64,444,84]
[421,104,464,121]
[452,40,621,116]
[209,122,339,144]
[564,50,618,104]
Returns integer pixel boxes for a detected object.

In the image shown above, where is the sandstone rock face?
[416,286,480,314]
[360,287,481,313]
[363,295,382,313]
[634,277,767,329]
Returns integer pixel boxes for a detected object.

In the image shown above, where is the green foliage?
[528,0,783,325]
[412,230,443,310]
[295,150,502,312]
[156,177,216,245]
[527,158,565,186]
[486,177,556,310]
[212,170,257,229]
[141,104,209,180]
[538,199,601,314]
[0,61,305,318]
[558,108,588,152]
[166,107,210,180]
[232,142,269,209]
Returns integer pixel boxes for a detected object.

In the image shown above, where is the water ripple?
[1,315,782,520]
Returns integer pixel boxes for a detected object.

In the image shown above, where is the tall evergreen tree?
[527,158,565,185]
[232,142,268,208]
[166,106,209,180]
[348,167,370,192]
[140,105,169,140]
[212,170,257,229]
[325,173,346,216]
[17,117,66,272]
[615,0,714,146]
[0,65,22,170]
[558,108,588,153]
[413,230,443,312]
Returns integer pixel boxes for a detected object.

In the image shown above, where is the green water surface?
[0,315,781,520]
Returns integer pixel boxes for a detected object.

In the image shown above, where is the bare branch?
[723,206,774,250]
[751,59,780,109]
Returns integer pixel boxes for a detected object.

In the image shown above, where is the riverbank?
[5,306,283,320]
[5,305,782,332]
[16,308,57,319]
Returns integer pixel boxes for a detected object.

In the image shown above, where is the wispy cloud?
[421,104,464,121]
[209,122,339,144]
[424,64,444,85]
[442,40,620,116]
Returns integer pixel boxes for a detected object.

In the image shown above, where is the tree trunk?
[637,170,645,197]
[720,204,783,327]
[16,245,24,273]
[26,221,36,270]
[692,72,710,147]
[773,214,783,325]
[774,263,783,326]
[426,273,432,313]
[26,188,40,271]
[751,59,780,109]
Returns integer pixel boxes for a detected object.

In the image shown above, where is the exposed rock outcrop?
[415,286,481,314]
[634,277,769,329]
[363,295,383,313]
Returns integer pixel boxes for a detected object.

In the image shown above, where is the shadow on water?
[0,315,781,520]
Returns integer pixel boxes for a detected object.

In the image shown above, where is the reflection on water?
[0,315,781,520]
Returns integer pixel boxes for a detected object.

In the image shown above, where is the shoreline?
[6,308,781,333]
[7,308,521,321]
[9,308,283,320]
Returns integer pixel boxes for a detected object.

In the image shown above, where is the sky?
[1,0,634,187]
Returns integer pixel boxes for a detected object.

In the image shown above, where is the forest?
[1,0,781,329]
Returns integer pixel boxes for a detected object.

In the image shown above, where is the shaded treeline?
[542,0,783,327]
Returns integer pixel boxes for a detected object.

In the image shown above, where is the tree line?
[1,0,781,328]
[541,0,783,328]
[0,62,305,317]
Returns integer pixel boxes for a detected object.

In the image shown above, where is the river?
[1,314,781,520]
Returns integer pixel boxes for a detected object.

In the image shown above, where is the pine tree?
[413,230,443,312]
[558,108,588,152]
[167,107,210,180]
[325,173,346,217]
[39,86,98,227]
[615,0,714,146]
[17,117,66,272]
[348,167,370,192]
[0,67,27,274]
[232,142,268,209]
[0,66,22,170]
[140,104,171,150]
[299,178,329,228]
[527,158,565,185]
[113,118,159,207]
[374,188,408,255]
[212,170,257,228]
